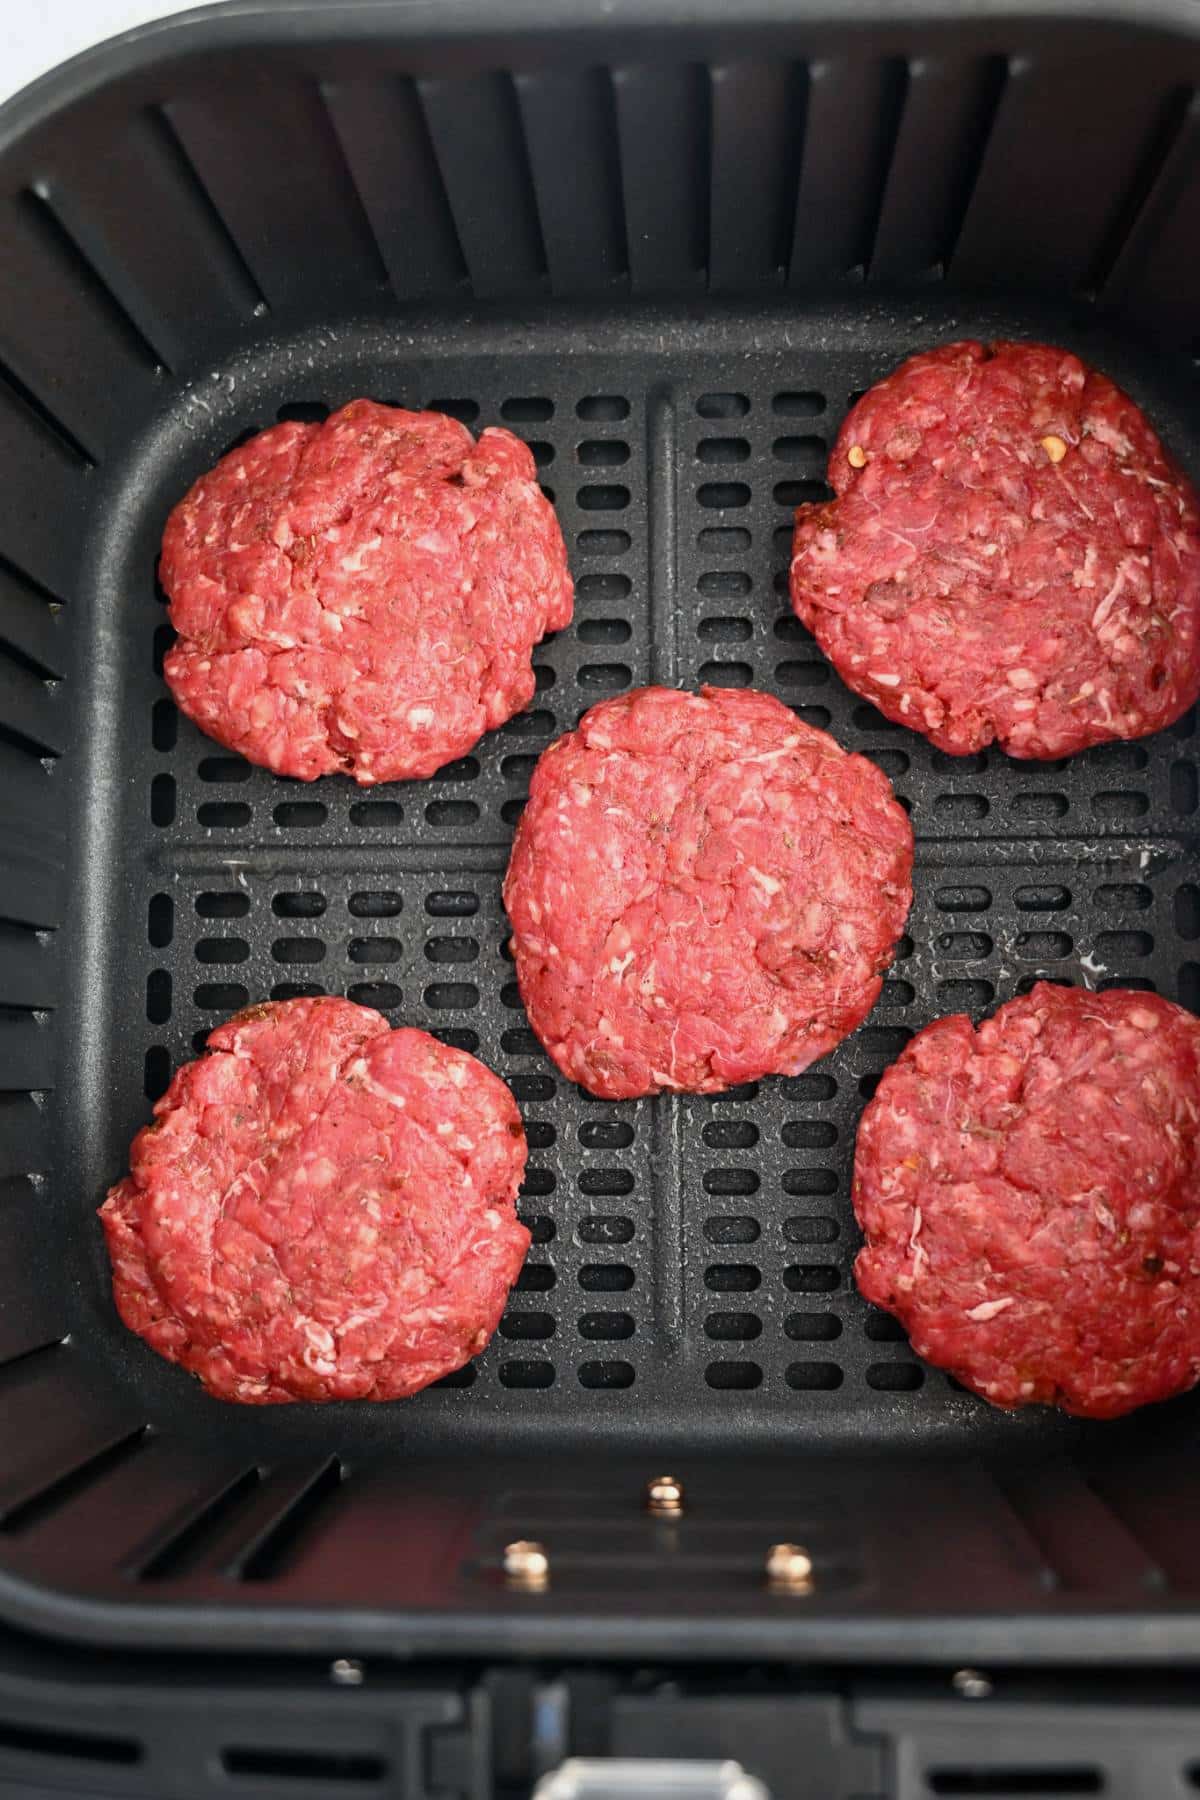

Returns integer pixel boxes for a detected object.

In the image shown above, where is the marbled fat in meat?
[100,999,530,1403]
[790,341,1200,758]
[853,983,1200,1418]
[503,685,913,1100]
[161,401,573,781]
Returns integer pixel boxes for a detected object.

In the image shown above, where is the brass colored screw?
[847,444,868,469]
[765,1542,814,1593]
[503,1539,549,1590]
[645,1474,685,1518]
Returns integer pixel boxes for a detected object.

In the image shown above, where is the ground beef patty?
[100,998,530,1404]
[790,341,1200,758]
[161,401,573,782]
[854,984,1200,1418]
[503,685,913,1100]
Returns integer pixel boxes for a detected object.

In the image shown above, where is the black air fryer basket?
[2,0,1200,1695]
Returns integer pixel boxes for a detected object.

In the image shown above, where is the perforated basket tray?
[1,0,1200,1664]
[80,297,1200,1456]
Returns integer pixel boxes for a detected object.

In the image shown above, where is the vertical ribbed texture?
[0,558,63,678]
[165,81,388,311]
[0,389,82,634]
[0,739,63,931]
[39,106,265,372]
[0,658,62,756]
[0,1352,142,1525]
[1088,1452,1200,1589]
[238,1459,345,1581]
[953,54,1181,294]
[788,58,908,282]
[418,72,548,298]
[0,924,58,1010]
[16,1443,245,1578]
[0,1017,55,1090]
[0,1180,68,1363]
[870,55,1007,281]
[0,191,161,465]
[204,1460,345,1580]
[0,428,66,1083]
[516,68,627,294]
[613,63,710,292]
[1100,87,1200,339]
[998,1461,1167,1595]
[323,77,468,301]
[707,61,806,290]
[0,1097,47,1180]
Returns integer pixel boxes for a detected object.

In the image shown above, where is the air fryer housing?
[0,0,1197,1672]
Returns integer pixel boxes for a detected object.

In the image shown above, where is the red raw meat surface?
[503,684,913,1099]
[790,340,1200,758]
[100,998,530,1404]
[854,983,1200,1417]
[162,400,572,781]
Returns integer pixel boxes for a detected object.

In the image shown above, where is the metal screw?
[330,1657,364,1686]
[645,1474,685,1518]
[952,1668,993,1699]
[503,1539,550,1590]
[765,1542,814,1592]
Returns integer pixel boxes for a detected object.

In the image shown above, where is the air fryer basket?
[0,0,1199,1662]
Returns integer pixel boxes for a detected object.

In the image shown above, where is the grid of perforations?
[125,347,1200,1443]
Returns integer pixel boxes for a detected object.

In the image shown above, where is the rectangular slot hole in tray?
[927,1772,1103,1795]
[0,1720,142,1765]
[221,1747,386,1782]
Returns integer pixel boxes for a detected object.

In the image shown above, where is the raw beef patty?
[790,340,1200,758]
[503,685,913,1100]
[853,984,1200,1418]
[100,998,530,1404]
[161,400,573,782]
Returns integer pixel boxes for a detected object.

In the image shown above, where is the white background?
[2,2,205,108]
